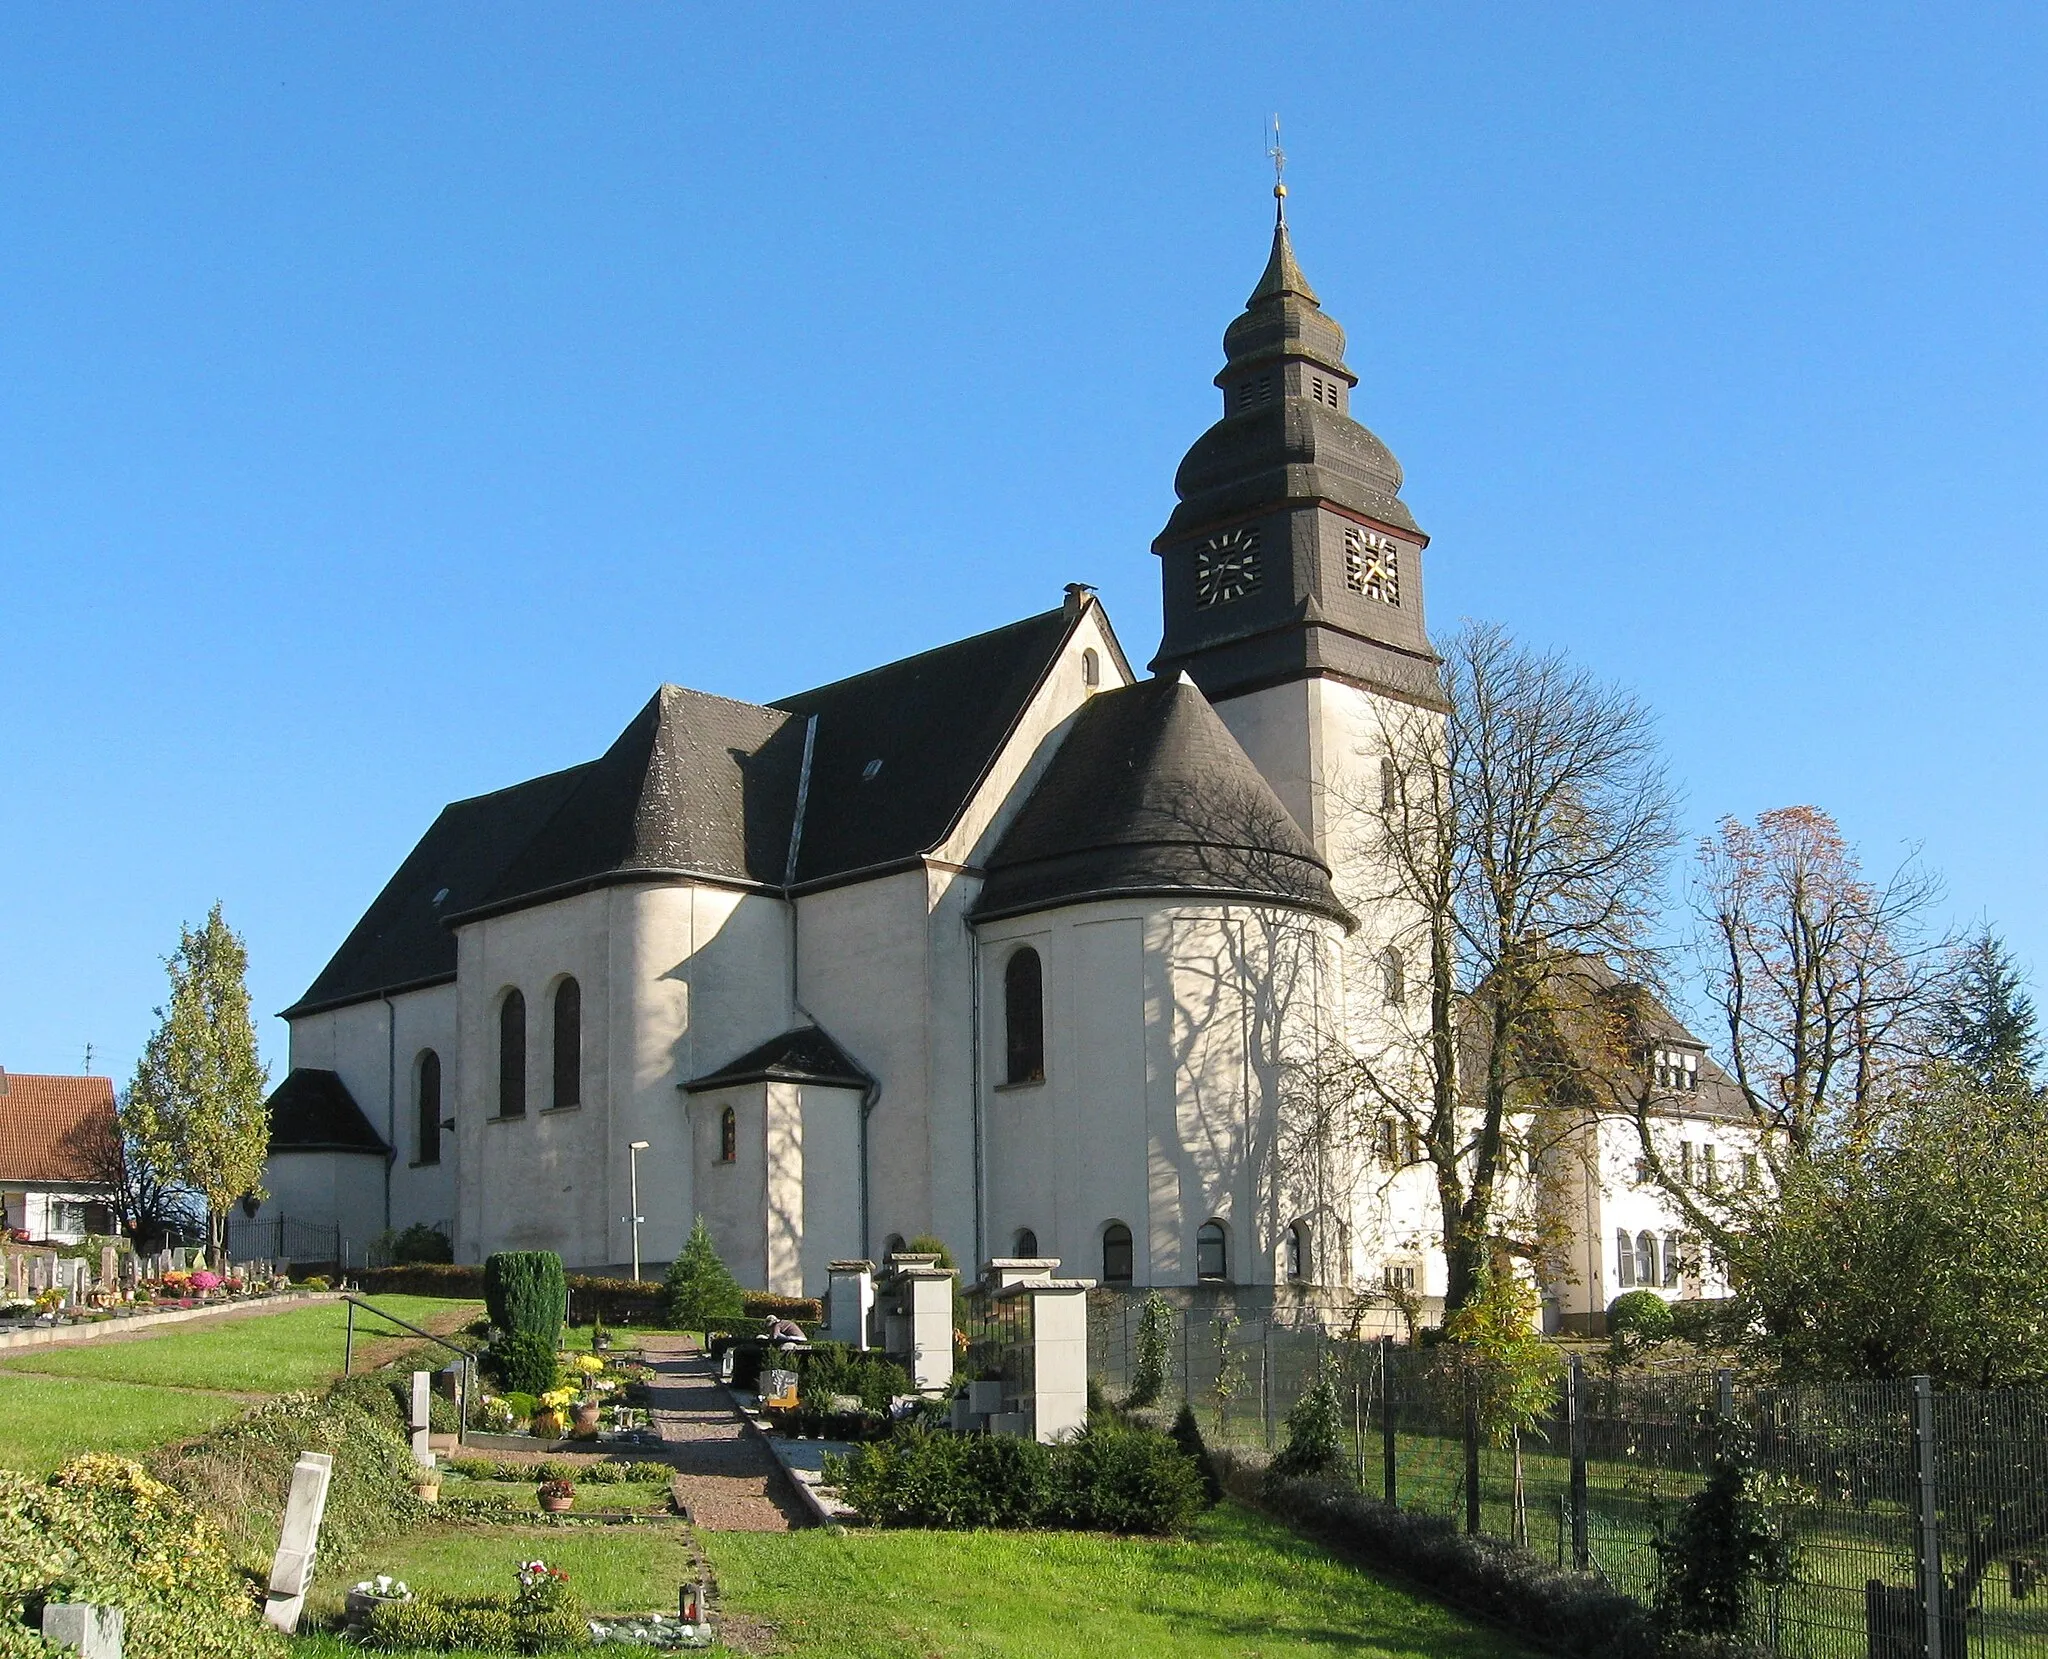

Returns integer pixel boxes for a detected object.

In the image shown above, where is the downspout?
[381,994,397,1234]
[969,915,984,1272]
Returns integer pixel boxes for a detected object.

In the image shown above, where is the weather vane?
[1267,113,1287,207]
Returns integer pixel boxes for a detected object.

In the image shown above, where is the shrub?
[743,1291,823,1322]
[1267,1369,1348,1487]
[663,1217,746,1334]
[151,1393,422,1569]
[1127,1290,1175,1408]
[1608,1290,1676,1361]
[483,1252,567,1346]
[501,1391,537,1424]
[489,1331,560,1396]
[1650,1420,1799,1639]
[1053,1424,1206,1534]
[1668,1297,1746,1350]
[834,1423,1202,1534]
[388,1223,454,1264]
[297,1275,330,1291]
[1168,1400,1222,1506]
[0,1455,275,1659]
[1262,1474,1662,1659]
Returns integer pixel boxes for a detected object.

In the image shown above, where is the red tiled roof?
[0,1073,117,1184]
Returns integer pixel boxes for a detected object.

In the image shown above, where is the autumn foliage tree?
[126,904,270,1265]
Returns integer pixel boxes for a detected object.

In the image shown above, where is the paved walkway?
[637,1334,805,1532]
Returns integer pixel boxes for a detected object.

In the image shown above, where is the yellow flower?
[574,1353,606,1377]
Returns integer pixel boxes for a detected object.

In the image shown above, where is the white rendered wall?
[259,1151,386,1262]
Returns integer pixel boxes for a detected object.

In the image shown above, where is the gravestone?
[826,1259,875,1351]
[120,1253,138,1293]
[41,1603,124,1658]
[8,1253,25,1299]
[261,1451,334,1634]
[29,1256,48,1293]
[99,1245,118,1290]
[409,1372,434,1469]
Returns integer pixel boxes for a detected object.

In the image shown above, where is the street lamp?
[627,1141,651,1283]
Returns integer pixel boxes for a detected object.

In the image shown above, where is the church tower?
[1152,187,1444,864]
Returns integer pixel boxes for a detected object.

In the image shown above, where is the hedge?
[482,1252,567,1347]
[355,1262,821,1326]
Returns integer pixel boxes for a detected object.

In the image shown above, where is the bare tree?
[66,1087,198,1253]
[1342,622,1681,1314]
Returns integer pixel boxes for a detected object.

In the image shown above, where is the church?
[256,193,1747,1327]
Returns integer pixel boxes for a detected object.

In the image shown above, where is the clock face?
[1194,527,1263,606]
[1344,526,1401,606]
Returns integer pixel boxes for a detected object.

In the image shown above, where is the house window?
[1636,1231,1658,1287]
[497,990,527,1118]
[1653,1049,1701,1091]
[1378,1118,1399,1165]
[1196,1221,1229,1282]
[1380,946,1406,1008]
[1286,1221,1311,1282]
[1101,1222,1133,1284]
[1384,1263,1418,1293]
[718,1106,737,1164]
[51,1200,87,1237]
[416,1050,442,1165]
[1405,1125,1423,1167]
[1742,1152,1760,1188]
[1082,648,1100,688]
[1680,1142,1695,1185]
[1663,1231,1683,1288]
[883,1233,906,1261]
[1004,947,1045,1084]
[1702,1144,1719,1192]
[1616,1229,1636,1288]
[551,978,581,1110]
[1380,756,1398,810]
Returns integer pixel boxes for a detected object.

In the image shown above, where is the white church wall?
[261,1151,386,1264]
[619,883,790,1270]
[388,983,459,1239]
[687,1083,770,1290]
[799,1084,864,1297]
[795,869,932,1259]
[921,866,981,1270]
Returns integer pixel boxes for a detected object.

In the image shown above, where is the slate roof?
[288,605,1083,1017]
[265,1068,390,1155]
[682,1026,872,1094]
[973,675,1351,927]
[0,1073,117,1186]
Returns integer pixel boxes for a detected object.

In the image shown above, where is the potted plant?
[592,1316,612,1353]
[532,1385,575,1440]
[345,1575,413,1628]
[414,1468,441,1503]
[537,1477,575,1514]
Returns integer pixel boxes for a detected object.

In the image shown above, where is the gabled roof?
[973,675,1351,927]
[265,1068,390,1156]
[770,606,1076,885]
[288,602,1085,1017]
[682,1026,871,1094]
[0,1073,116,1186]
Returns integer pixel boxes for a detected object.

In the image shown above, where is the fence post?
[1716,1366,1735,1420]
[1262,1321,1276,1450]
[1380,1336,1398,1506]
[1568,1354,1589,1572]
[1911,1375,1944,1659]
[1463,1362,1482,1536]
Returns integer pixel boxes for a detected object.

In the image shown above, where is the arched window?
[497,990,526,1118]
[1081,648,1100,688]
[416,1050,442,1166]
[1636,1231,1658,1287]
[1380,755,1398,810]
[550,977,581,1110]
[1286,1220,1311,1282]
[1101,1222,1133,1284]
[1196,1220,1229,1282]
[718,1105,737,1163]
[1663,1231,1683,1288]
[883,1233,906,1262]
[1004,947,1045,1084]
[1380,946,1406,1008]
[1616,1228,1636,1288]
[1013,1227,1039,1258]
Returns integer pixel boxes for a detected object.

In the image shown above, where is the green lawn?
[0,1371,254,1473]
[0,1295,481,1472]
[702,1504,1535,1659]
[0,1295,477,1394]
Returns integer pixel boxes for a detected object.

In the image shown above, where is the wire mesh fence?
[1087,1293,2048,1659]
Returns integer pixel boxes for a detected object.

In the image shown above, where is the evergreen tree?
[1938,929,2041,1092]
[126,904,270,1265]
[1168,1399,1222,1505]
[663,1215,746,1339]
[1267,1361,1347,1485]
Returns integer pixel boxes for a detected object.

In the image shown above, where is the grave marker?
[41,1603,124,1658]
[99,1246,118,1290]
[8,1253,25,1299]
[261,1452,334,1634]
[409,1371,434,1468]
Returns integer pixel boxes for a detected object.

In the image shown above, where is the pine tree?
[126,904,270,1265]
[1268,1361,1347,1484]
[1938,929,2042,1092]
[663,1215,746,1339]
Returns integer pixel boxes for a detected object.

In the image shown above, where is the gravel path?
[639,1335,806,1532]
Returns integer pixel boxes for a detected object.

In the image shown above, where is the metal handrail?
[340,1293,480,1446]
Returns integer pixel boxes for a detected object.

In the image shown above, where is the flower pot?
[414,1481,440,1504]
[572,1402,602,1436]
[540,1492,574,1514]
[346,1586,413,1628]
[530,1410,564,1439]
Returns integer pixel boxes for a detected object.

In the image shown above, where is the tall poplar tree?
[127,904,270,1264]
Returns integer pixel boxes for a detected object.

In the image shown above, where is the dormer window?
[1652,1049,1700,1091]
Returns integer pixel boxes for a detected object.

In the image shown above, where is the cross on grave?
[262,1452,333,1634]
[99,1245,118,1290]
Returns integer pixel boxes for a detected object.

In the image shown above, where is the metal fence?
[223,1214,342,1266]
[1087,1296,2048,1659]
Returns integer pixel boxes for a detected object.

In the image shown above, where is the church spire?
[1249,138,1319,309]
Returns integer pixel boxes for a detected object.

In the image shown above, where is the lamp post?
[628,1141,650,1283]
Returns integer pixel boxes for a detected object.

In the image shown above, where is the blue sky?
[3,5,2042,1082]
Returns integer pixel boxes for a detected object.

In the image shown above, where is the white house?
[0,1071,118,1246]
[259,198,1759,1328]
